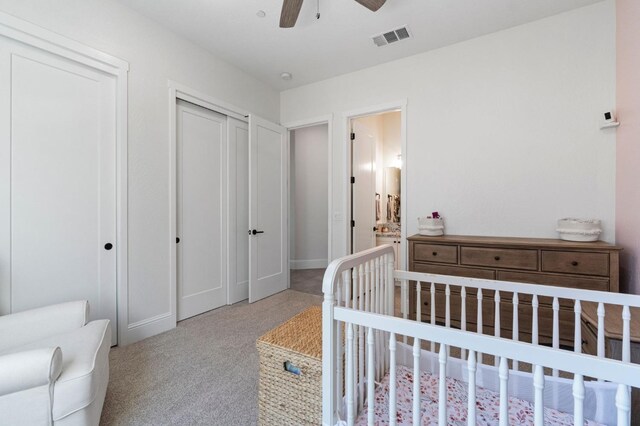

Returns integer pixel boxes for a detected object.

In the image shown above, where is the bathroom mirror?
[384,167,401,223]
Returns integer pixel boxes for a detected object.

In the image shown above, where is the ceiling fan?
[280,0,386,28]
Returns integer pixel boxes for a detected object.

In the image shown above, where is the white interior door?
[248,115,288,303]
[0,37,118,342]
[227,117,249,304]
[351,119,376,253]
[176,101,227,320]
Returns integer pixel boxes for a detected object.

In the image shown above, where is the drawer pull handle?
[494,256,501,261]
[432,252,438,256]
[571,261,579,266]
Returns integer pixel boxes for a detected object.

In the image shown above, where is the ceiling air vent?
[372,25,411,47]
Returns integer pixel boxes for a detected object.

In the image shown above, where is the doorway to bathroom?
[347,106,405,270]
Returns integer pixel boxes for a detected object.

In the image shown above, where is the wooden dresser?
[407,234,621,346]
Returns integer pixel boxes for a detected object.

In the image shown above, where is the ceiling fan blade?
[280,0,304,28]
[354,0,386,12]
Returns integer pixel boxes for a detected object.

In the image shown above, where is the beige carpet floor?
[290,268,325,296]
[101,290,321,425]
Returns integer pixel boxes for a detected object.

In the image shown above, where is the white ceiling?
[115,0,602,91]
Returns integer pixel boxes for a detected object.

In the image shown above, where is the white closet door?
[0,38,117,342]
[176,101,227,320]
[351,120,376,253]
[248,115,288,303]
[227,117,249,304]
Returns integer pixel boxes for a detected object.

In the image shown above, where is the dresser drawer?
[413,243,457,264]
[412,262,495,280]
[461,247,538,270]
[497,271,609,292]
[541,251,609,277]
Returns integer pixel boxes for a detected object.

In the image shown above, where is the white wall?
[281,1,616,261]
[0,0,280,344]
[290,125,329,269]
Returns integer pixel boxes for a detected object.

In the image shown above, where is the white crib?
[322,245,640,426]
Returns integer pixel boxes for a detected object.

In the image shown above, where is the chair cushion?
[0,319,110,421]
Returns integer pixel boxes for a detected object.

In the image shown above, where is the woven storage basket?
[257,306,322,426]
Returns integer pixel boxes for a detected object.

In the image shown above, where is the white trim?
[0,11,130,346]
[0,11,129,72]
[342,100,407,268]
[168,81,251,319]
[169,80,249,123]
[283,114,334,264]
[290,259,329,270]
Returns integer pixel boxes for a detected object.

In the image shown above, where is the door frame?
[168,81,250,323]
[0,12,129,345]
[342,100,407,269]
[282,115,333,268]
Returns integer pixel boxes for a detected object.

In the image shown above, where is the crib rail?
[322,245,396,425]
[397,270,640,369]
[335,308,640,426]
[322,245,640,426]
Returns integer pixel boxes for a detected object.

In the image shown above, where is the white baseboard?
[120,312,176,346]
[290,259,328,270]
[228,280,248,305]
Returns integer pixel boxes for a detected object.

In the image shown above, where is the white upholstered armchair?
[0,301,111,425]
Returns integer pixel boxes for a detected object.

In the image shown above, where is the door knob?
[104,243,113,250]
[251,229,265,235]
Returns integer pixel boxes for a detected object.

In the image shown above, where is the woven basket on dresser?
[257,306,322,426]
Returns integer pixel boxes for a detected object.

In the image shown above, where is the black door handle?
[251,229,264,235]
[176,237,180,244]
[104,243,113,250]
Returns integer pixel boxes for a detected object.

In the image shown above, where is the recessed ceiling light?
[256,10,266,18]
[280,72,293,81]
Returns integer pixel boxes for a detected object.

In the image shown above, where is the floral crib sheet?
[355,365,602,425]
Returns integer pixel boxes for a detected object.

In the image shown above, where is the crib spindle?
[365,261,371,314]
[461,286,467,360]
[615,383,631,426]
[386,253,394,372]
[386,252,394,316]
[389,333,397,426]
[533,365,545,426]
[416,281,422,323]
[413,337,421,425]
[358,266,365,410]
[622,305,631,363]
[346,323,355,426]
[438,344,448,425]
[402,278,408,344]
[337,274,345,415]
[572,373,585,426]
[552,297,560,377]
[446,284,451,328]
[512,292,519,371]
[467,350,477,426]
[499,357,509,426]
[430,282,436,352]
[401,278,407,319]
[597,302,605,358]
[574,300,582,354]
[495,290,501,367]
[367,327,375,426]
[532,294,539,346]
[477,289,483,364]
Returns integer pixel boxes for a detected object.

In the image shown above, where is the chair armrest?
[0,347,63,396]
[0,301,89,351]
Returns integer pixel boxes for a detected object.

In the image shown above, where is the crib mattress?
[355,365,602,426]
